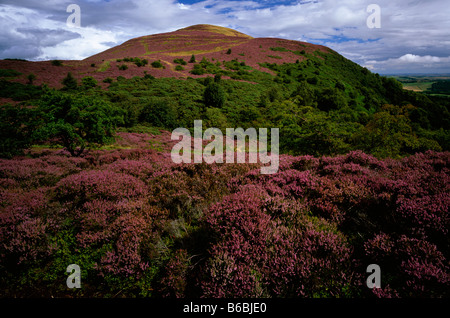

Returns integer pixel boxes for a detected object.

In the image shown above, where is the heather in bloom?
[0,131,448,297]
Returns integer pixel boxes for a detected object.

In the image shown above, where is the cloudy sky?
[1,0,449,74]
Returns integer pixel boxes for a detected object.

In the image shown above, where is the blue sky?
[1,0,449,74]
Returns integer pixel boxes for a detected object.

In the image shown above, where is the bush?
[61,72,77,90]
[190,64,205,75]
[151,60,163,68]
[139,98,178,129]
[51,60,63,66]
[27,73,36,85]
[0,104,36,158]
[118,64,128,71]
[0,69,22,77]
[173,58,187,65]
[203,82,225,108]
[175,65,184,71]
[81,76,97,89]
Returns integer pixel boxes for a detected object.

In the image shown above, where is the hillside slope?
[0,24,329,87]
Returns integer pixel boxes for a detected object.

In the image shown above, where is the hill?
[0,24,328,88]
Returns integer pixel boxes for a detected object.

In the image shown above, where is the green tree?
[0,104,37,158]
[81,76,98,89]
[189,54,196,63]
[139,98,177,129]
[316,87,347,112]
[279,106,350,156]
[61,72,78,90]
[204,82,225,108]
[27,73,36,85]
[353,104,433,158]
[36,89,123,156]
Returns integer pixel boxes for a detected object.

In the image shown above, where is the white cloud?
[364,54,450,73]
[398,54,443,63]
[0,0,449,73]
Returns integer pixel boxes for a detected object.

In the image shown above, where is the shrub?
[51,60,62,66]
[0,104,37,158]
[118,64,128,71]
[203,82,225,108]
[81,76,97,89]
[0,69,22,77]
[190,64,205,75]
[175,65,184,71]
[61,72,77,90]
[173,58,187,65]
[139,98,177,129]
[27,73,36,85]
[151,60,163,68]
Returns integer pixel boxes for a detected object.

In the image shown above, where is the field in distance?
[391,74,450,96]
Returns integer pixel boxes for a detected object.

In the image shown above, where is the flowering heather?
[201,188,357,297]
[0,132,448,297]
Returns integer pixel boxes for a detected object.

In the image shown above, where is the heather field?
[0,131,448,297]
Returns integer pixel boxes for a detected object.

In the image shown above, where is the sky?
[0,0,449,74]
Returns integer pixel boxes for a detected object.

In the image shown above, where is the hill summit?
[176,24,254,38]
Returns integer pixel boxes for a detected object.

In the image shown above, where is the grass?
[97,61,111,72]
[402,81,434,92]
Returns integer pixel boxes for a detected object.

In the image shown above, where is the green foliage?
[175,65,184,71]
[353,104,441,158]
[61,72,78,90]
[139,98,178,129]
[0,69,22,77]
[270,47,289,52]
[189,54,196,63]
[36,88,123,156]
[204,82,225,108]
[0,80,42,101]
[173,58,187,65]
[431,80,450,94]
[0,48,440,158]
[190,64,205,75]
[0,104,37,158]
[27,73,36,85]
[51,60,63,66]
[118,64,128,71]
[151,60,163,68]
[81,76,97,89]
